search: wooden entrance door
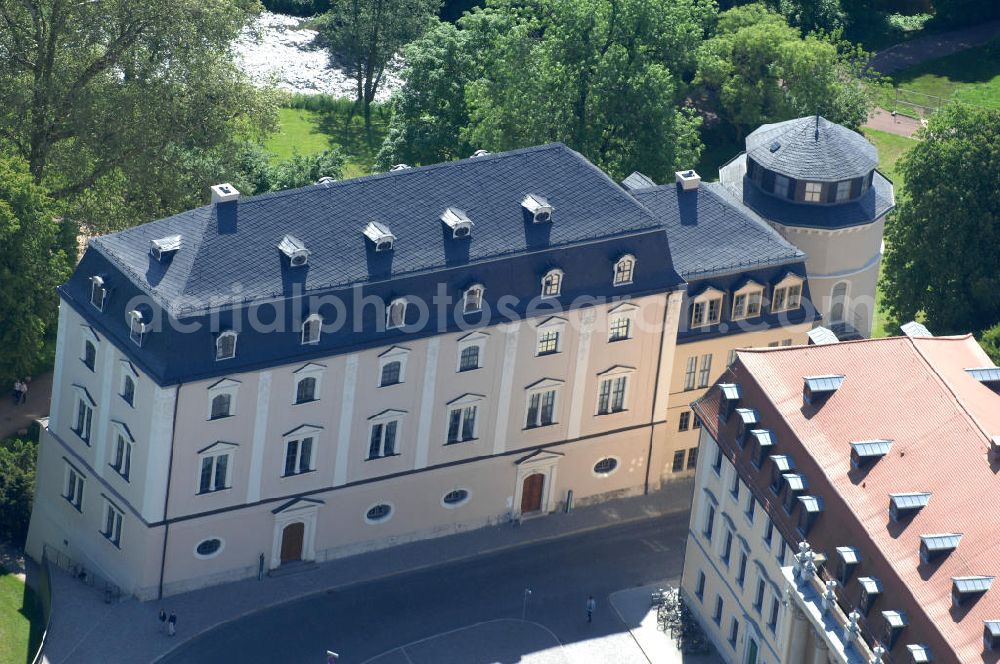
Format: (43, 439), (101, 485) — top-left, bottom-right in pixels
(520, 473), (545, 513)
(280, 522), (305, 563)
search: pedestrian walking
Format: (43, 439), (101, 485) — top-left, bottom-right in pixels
(158, 608), (167, 634)
(167, 610), (177, 637)
(586, 595), (596, 623)
(13, 380), (23, 406)
(19, 378), (28, 405)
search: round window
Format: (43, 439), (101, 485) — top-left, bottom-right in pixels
(593, 457), (618, 475)
(366, 504), (392, 522)
(442, 489), (470, 507)
(195, 538), (223, 558)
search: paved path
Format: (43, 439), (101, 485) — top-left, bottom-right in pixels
(0, 372), (52, 439)
(869, 19), (1000, 75)
(864, 108), (923, 138)
(40, 479), (694, 664)
(610, 583), (723, 664)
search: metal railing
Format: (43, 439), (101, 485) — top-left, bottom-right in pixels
(43, 544), (123, 603)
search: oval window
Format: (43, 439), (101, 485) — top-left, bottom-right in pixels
(366, 504), (392, 522)
(195, 538), (222, 558)
(593, 458), (618, 475)
(442, 489), (469, 506)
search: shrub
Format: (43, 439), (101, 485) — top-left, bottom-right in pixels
(0, 438), (36, 547)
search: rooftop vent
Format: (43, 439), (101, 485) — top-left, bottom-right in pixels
(905, 644), (931, 663)
(278, 235), (310, 267)
(986, 621), (1000, 651)
(675, 170), (701, 191)
(807, 326), (839, 345)
(441, 207), (474, 239)
(920, 533), (962, 564)
(316, 176), (336, 186)
(890, 492), (931, 522)
(363, 221), (396, 252)
(803, 374), (845, 405)
(390, 164), (412, 171)
(522, 194), (553, 223)
(850, 439), (893, 468)
(150, 235), (182, 261)
(210, 183), (240, 204)
(471, 149), (490, 158)
(901, 321), (932, 338)
(768, 141), (781, 153)
(952, 576), (994, 608)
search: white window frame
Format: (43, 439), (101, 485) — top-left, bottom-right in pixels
(731, 281), (764, 321)
(541, 269), (563, 298)
(684, 356), (697, 390)
(613, 254), (636, 286)
(109, 421), (134, 482)
(63, 463), (84, 511)
(456, 332), (487, 372)
(804, 181), (823, 202)
(119, 361), (138, 407)
(282, 425), (321, 477)
(596, 365), (634, 415)
(535, 316), (566, 356)
(301, 313), (322, 345)
(127, 310), (146, 347)
(80, 325), (99, 370)
(525, 378), (562, 428)
(216, 330), (237, 361)
(292, 363), (324, 404)
(206, 378), (240, 420)
(445, 393), (483, 444)
(607, 302), (637, 342)
(378, 346), (409, 386)
(71, 385), (96, 444)
(690, 288), (724, 328)
(386, 298), (407, 329)
(196, 442), (236, 494)
(367, 410), (404, 459)
(101, 498), (124, 548)
(771, 274), (804, 313)
(90, 276), (106, 311)
(463, 284), (484, 314)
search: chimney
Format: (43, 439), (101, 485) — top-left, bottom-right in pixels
(675, 170), (700, 191)
(211, 183), (240, 234)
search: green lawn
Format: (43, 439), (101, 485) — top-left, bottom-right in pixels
(882, 39), (1000, 117)
(264, 103), (390, 179)
(0, 569), (44, 664)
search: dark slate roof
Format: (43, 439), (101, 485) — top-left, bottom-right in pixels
(92, 143), (672, 315)
(629, 181), (805, 279)
(621, 171), (657, 191)
(746, 116), (878, 181)
(719, 154), (895, 229)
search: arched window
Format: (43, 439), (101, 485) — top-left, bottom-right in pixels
(613, 255), (635, 286)
(541, 269), (563, 298)
(83, 340), (97, 371)
(463, 285), (484, 313)
(301, 314), (321, 345)
(380, 360), (401, 387)
(216, 331), (237, 360)
(386, 299), (407, 329)
(296, 377), (317, 404)
(210, 393), (232, 419)
(122, 375), (135, 406)
(830, 282), (848, 322)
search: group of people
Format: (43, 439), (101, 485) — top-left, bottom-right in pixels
(12, 377), (30, 405)
(158, 608), (178, 636)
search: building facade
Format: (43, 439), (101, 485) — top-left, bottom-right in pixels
(680, 331), (1000, 664)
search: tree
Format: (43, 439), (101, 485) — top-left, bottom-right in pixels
(266, 149), (347, 190)
(0, 0), (278, 232)
(776, 0), (844, 32)
(0, 438), (36, 546)
(979, 323), (1000, 365)
(317, 0), (441, 131)
(695, 4), (881, 139)
(0, 155), (71, 390)
(881, 105), (1000, 336)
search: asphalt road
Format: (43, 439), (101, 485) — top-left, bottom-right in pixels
(159, 511), (692, 664)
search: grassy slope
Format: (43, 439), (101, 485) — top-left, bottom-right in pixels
(883, 39), (1000, 116)
(0, 570), (43, 664)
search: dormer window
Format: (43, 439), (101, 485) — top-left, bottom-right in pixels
(796, 495), (823, 535)
(851, 439), (892, 468)
(882, 610), (908, 649)
(363, 221), (395, 252)
(541, 269), (563, 298)
(952, 576), (994, 608)
(985, 621), (1000, 651)
(278, 235), (310, 267)
(301, 314), (322, 345)
(150, 235), (182, 262)
(690, 288), (723, 328)
(127, 310), (147, 347)
(803, 374), (844, 405)
(804, 181), (823, 203)
(889, 492), (931, 522)
(463, 285), (484, 313)
(835, 546), (860, 584)
(387, 298), (407, 329)
(719, 383), (741, 421)
(920, 533), (962, 564)
(522, 194), (553, 223)
(90, 276), (106, 311)
(769, 455), (794, 494)
(441, 207), (474, 239)
(858, 576), (882, 615)
(732, 281), (763, 320)
(216, 330), (237, 361)
(772, 274), (804, 313)
(613, 255), (635, 286)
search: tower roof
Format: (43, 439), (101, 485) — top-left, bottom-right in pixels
(746, 116), (877, 182)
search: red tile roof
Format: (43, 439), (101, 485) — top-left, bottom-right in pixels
(704, 335), (1000, 662)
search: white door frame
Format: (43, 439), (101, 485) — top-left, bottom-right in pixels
(270, 498), (322, 569)
(512, 450), (563, 517)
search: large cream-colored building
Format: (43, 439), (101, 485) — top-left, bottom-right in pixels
(26, 117), (888, 600)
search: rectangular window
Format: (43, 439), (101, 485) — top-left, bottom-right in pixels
(772, 287), (787, 312)
(721, 530), (733, 564)
(737, 551), (748, 587)
(695, 571), (706, 600)
(459, 345), (480, 371)
(678, 411), (690, 431)
(110, 433), (132, 481)
(608, 317), (631, 341)
(774, 174), (789, 198)
(537, 330), (560, 355)
(283, 437), (314, 476)
(693, 414), (702, 429)
(64, 465), (84, 511)
(447, 405), (478, 443)
(687, 447), (698, 469)
(90, 278), (106, 310)
(730, 472), (740, 500)
(597, 376), (627, 414)
(727, 349), (738, 367)
(74, 399), (93, 444)
(729, 617), (739, 647)
(708, 298), (722, 324)
(684, 356), (697, 390)
(704, 504), (716, 541)
(712, 447), (723, 475)
(787, 284), (802, 308)
(768, 341), (779, 348)
(101, 500), (123, 547)
(754, 579), (765, 612)
(763, 517), (774, 548)
(732, 293), (746, 319)
(199, 453), (230, 493)
(781, 338), (792, 346)
(747, 291), (762, 316)
(691, 301), (706, 327)
(672, 450), (685, 472)
(776, 540), (786, 565)
(768, 596), (780, 632)
(745, 494), (756, 523)
(526, 389), (557, 428)
(368, 420), (399, 458)
(698, 354), (712, 388)
(835, 180), (851, 201)
(804, 181), (823, 202)
(713, 596), (723, 625)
